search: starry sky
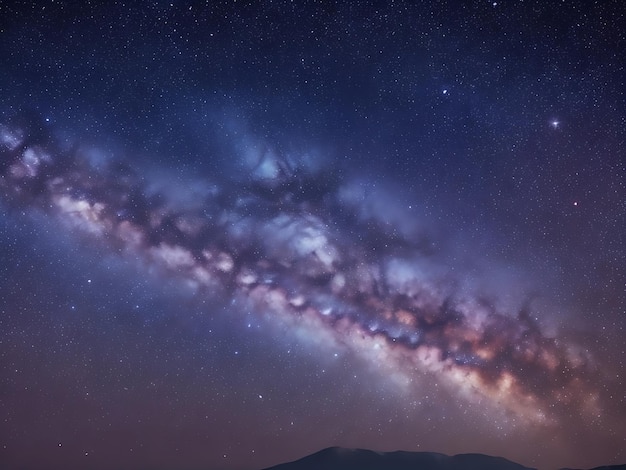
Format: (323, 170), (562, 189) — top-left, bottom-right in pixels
(0, 1), (624, 470)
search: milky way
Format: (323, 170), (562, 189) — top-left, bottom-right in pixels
(0, 116), (608, 431)
(1, 3), (625, 469)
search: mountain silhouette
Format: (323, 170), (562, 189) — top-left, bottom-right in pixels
(260, 447), (537, 470)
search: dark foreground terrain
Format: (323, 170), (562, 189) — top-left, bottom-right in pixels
(261, 447), (626, 470)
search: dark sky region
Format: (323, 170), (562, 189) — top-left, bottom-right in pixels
(0, 1), (624, 470)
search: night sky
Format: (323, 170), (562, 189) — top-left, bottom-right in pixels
(0, 1), (624, 470)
